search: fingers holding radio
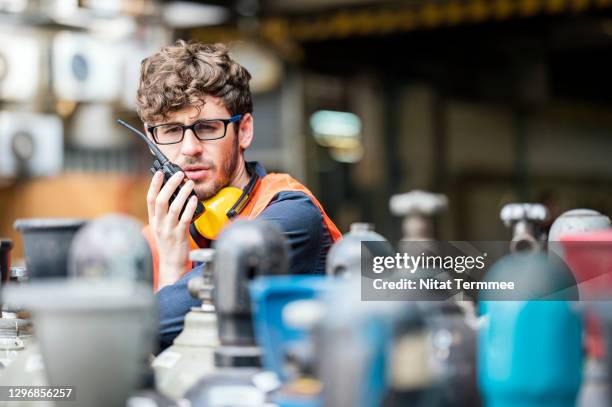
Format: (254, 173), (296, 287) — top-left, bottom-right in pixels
(168, 179), (195, 220)
(147, 170), (164, 220)
(154, 171), (185, 216)
(179, 196), (199, 227)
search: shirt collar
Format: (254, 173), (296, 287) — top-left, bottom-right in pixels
(247, 161), (267, 178)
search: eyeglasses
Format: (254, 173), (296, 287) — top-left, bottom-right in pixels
(147, 115), (243, 145)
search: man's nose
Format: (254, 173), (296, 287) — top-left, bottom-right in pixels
(180, 129), (203, 156)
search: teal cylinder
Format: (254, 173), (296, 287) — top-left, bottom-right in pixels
(478, 253), (583, 407)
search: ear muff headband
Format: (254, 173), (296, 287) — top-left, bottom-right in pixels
(226, 167), (260, 218)
(190, 163), (260, 242)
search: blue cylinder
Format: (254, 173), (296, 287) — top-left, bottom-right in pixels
(478, 253), (583, 407)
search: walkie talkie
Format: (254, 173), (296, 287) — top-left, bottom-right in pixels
(117, 119), (205, 221)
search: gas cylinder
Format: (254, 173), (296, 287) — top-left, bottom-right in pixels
(152, 248), (219, 400)
(184, 220), (289, 406)
(479, 205), (583, 407)
(4, 280), (156, 407)
(326, 222), (393, 278)
(549, 209), (610, 407)
(561, 228), (612, 407)
(68, 214), (153, 284)
(5, 214), (156, 407)
(478, 203), (582, 407)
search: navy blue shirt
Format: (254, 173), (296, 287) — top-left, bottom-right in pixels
(156, 162), (334, 349)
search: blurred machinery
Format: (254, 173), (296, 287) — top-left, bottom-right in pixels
(1, 207), (605, 407)
(548, 209), (611, 261)
(0, 2), (169, 184)
(3, 213), (157, 407)
(0, 239), (11, 284)
(329, 250), (478, 406)
(5, 280), (156, 407)
(0, 29), (45, 102)
(500, 203), (549, 252)
(551, 210), (611, 407)
(1, 217), (85, 383)
(561, 229), (612, 407)
(121, 37), (169, 110)
(0, 111), (63, 179)
(13, 218), (86, 280)
(56, 26), (169, 126)
(1, 185), (608, 407)
(315, 284), (479, 407)
(68, 103), (130, 149)
(249, 275), (332, 384)
(0, 343), (49, 407)
(153, 248), (219, 400)
(316, 282), (411, 407)
(0, 276), (44, 406)
(325, 222), (391, 278)
(0, 218), (86, 407)
(0, 238), (33, 373)
(52, 31), (123, 103)
(252, 279), (480, 407)
(478, 203), (583, 407)
(390, 190), (448, 241)
(246, 219), (479, 407)
(479, 252), (583, 407)
(68, 214), (152, 284)
(211, 220), (289, 368)
(183, 220), (289, 406)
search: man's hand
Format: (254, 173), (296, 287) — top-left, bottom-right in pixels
(147, 170), (199, 289)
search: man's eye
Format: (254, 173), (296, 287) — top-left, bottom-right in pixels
(195, 122), (217, 132)
(164, 126), (182, 135)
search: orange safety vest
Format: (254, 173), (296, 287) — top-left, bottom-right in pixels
(143, 173), (342, 291)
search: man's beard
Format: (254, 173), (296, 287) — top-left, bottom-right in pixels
(192, 137), (240, 201)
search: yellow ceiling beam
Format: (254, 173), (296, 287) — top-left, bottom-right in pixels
(190, 0), (612, 44)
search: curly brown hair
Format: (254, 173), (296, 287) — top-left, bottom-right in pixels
(136, 40), (253, 124)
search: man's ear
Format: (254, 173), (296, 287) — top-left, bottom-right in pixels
(238, 113), (253, 150)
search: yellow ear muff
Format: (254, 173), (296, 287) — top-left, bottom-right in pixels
(192, 186), (244, 240)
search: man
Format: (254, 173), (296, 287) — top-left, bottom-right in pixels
(135, 40), (341, 348)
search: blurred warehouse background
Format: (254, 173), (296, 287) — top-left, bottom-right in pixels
(1, 0), (612, 259)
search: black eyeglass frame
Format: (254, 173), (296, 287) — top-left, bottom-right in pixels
(146, 114), (243, 145)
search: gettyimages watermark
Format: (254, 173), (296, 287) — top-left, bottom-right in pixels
(360, 240), (612, 302)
